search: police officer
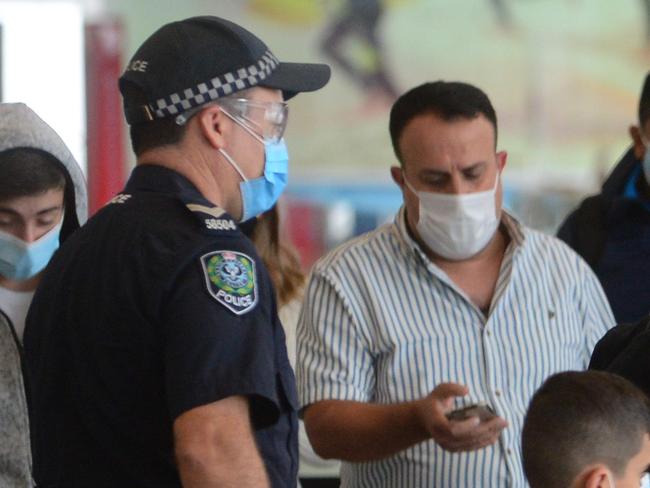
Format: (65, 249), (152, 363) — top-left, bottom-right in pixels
(23, 16), (330, 488)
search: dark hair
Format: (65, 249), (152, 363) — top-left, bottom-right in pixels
(389, 81), (498, 163)
(122, 82), (190, 156)
(522, 370), (650, 488)
(0, 148), (66, 201)
(639, 73), (650, 126)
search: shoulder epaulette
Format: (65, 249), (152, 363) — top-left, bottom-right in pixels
(107, 193), (132, 205)
(184, 202), (238, 233)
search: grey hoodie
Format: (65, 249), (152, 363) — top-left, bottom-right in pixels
(0, 103), (88, 488)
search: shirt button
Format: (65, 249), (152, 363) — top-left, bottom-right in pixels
(506, 448), (512, 455)
(495, 390), (502, 397)
(486, 330), (492, 337)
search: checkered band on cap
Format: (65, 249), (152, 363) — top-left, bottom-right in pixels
(151, 50), (279, 119)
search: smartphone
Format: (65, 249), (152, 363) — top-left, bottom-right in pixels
(446, 402), (496, 422)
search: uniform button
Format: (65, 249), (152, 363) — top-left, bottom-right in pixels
(486, 330), (492, 337)
(506, 448), (512, 455)
(495, 390), (502, 397)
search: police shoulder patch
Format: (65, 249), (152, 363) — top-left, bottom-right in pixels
(201, 250), (258, 315)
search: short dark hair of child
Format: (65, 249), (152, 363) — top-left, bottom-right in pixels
(522, 370), (650, 488)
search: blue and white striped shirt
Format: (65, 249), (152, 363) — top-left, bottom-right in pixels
(297, 208), (615, 487)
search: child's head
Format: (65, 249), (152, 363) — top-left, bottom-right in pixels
(522, 371), (650, 488)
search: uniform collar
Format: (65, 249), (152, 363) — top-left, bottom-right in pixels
(124, 164), (209, 204)
(122, 164), (240, 234)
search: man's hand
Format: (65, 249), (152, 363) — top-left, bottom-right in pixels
(415, 383), (508, 452)
(303, 383), (507, 462)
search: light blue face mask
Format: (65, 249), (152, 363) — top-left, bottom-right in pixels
(238, 140), (288, 222)
(219, 116), (289, 222)
(0, 218), (63, 280)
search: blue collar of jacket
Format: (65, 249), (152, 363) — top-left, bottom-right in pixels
(598, 147), (650, 218)
(606, 154), (650, 218)
(622, 164), (650, 211)
(604, 167), (650, 225)
(601, 147), (639, 199)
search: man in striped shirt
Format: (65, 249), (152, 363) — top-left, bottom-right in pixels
(296, 81), (615, 487)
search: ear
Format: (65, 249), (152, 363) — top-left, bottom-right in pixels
(196, 104), (228, 150)
(581, 465), (614, 488)
(496, 150), (508, 172)
(391, 165), (405, 188)
(630, 125), (645, 160)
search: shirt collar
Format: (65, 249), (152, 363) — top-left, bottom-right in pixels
(393, 205), (526, 262)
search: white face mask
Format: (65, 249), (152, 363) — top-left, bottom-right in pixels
(403, 169), (501, 261)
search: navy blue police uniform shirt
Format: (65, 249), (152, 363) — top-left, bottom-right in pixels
(23, 165), (298, 488)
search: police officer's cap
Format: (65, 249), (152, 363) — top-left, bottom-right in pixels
(119, 16), (331, 125)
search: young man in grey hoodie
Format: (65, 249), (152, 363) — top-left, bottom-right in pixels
(0, 103), (87, 487)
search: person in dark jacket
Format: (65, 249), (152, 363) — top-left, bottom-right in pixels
(558, 73), (650, 323)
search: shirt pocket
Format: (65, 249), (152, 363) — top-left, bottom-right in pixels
(500, 290), (584, 387)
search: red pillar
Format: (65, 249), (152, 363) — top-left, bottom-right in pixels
(85, 19), (127, 216)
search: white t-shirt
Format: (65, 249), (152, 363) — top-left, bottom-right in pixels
(0, 286), (35, 342)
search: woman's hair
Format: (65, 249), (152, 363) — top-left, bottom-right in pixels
(249, 205), (305, 306)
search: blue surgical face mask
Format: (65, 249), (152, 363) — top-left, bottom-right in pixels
(218, 111), (289, 222)
(0, 218), (63, 280)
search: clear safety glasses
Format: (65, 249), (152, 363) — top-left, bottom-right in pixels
(175, 98), (289, 143)
(219, 98), (288, 143)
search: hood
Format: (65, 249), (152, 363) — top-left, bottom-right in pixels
(600, 146), (639, 200)
(0, 103), (88, 241)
